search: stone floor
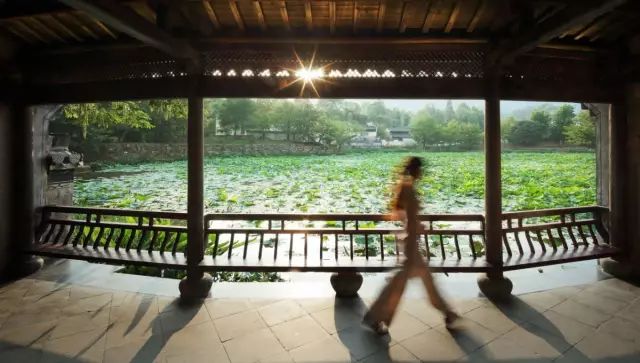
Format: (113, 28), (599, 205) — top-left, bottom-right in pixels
(1, 269), (640, 362)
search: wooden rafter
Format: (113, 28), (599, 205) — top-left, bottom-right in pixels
(488, 0), (627, 65)
(279, 1), (290, 31)
(399, 1), (408, 33)
(202, 0), (221, 30)
(26, 17), (67, 43)
(467, 0), (485, 33)
(304, 0), (313, 31)
(353, 1), (359, 33)
(422, 1), (435, 33)
(329, 1), (336, 34)
(92, 19), (117, 39)
(575, 15), (613, 41)
(66, 13), (100, 40)
(46, 14), (83, 41)
(2, 23), (35, 43)
(229, 0), (245, 32)
(12, 19), (49, 43)
(376, 0), (386, 33)
(59, 0), (198, 60)
(254, 1), (267, 31)
(445, 1), (461, 33)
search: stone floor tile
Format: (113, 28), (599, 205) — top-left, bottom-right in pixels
(295, 298), (335, 314)
(258, 351), (293, 363)
(500, 323), (572, 360)
(1, 305), (62, 330)
(106, 303), (163, 349)
(519, 290), (566, 310)
(0, 320), (56, 351)
(387, 311), (430, 342)
(0, 346), (43, 362)
(333, 325), (391, 361)
(289, 336), (351, 363)
(550, 299), (612, 327)
(463, 306), (520, 334)
(61, 292), (112, 316)
(111, 292), (159, 313)
(451, 297), (489, 314)
(51, 308), (110, 340)
(433, 318), (501, 352)
(159, 302), (211, 334)
(259, 300), (307, 326)
(223, 327), (286, 363)
(399, 329), (467, 362)
(42, 327), (107, 363)
(526, 310), (596, 345)
(250, 298), (283, 308)
(69, 285), (112, 300)
(490, 297), (549, 323)
(360, 344), (420, 363)
(23, 281), (70, 300)
(569, 331), (640, 361)
(310, 305), (362, 334)
(399, 300), (444, 327)
(214, 309), (267, 342)
(597, 316), (640, 344)
(271, 315), (330, 350)
(584, 281), (640, 304)
(103, 335), (165, 363)
(547, 285), (584, 300)
(616, 298), (640, 324)
(0, 279), (34, 298)
(570, 289), (631, 315)
(462, 335), (553, 363)
(205, 298), (254, 319)
(161, 321), (227, 362)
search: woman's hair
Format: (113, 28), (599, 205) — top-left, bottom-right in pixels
(390, 156), (423, 212)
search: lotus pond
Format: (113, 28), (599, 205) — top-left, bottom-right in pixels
(74, 151), (596, 213)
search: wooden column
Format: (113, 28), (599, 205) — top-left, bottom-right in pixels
(608, 101), (628, 253)
(477, 74), (512, 298)
(9, 103), (43, 277)
(179, 96), (212, 299)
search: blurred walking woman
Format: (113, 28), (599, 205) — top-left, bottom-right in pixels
(364, 156), (458, 334)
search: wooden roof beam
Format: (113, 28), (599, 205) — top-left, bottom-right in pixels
(376, 0), (386, 33)
(488, 0), (627, 66)
(59, 0), (197, 60)
(229, 0), (245, 32)
(421, 1), (435, 33)
(467, 0), (485, 33)
(329, 1), (336, 34)
(304, 1), (313, 32)
(254, 1), (267, 31)
(445, 1), (461, 33)
(202, 0), (221, 30)
(280, 1), (291, 31)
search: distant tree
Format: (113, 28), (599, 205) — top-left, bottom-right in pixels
(410, 115), (443, 150)
(218, 99), (256, 135)
(564, 110), (596, 147)
(63, 102), (153, 140)
(501, 116), (517, 141)
(530, 109), (553, 141)
(550, 104), (576, 144)
(455, 103), (484, 128)
(377, 127), (391, 141)
(444, 100), (455, 122)
(317, 118), (360, 151)
(445, 121), (483, 150)
(505, 120), (545, 146)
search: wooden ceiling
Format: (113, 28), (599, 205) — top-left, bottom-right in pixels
(1, 1), (638, 50)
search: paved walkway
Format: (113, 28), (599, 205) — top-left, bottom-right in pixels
(1, 274), (639, 362)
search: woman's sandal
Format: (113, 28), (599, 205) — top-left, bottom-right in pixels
(444, 311), (461, 329)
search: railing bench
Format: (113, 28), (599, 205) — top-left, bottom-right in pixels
(30, 205), (620, 296)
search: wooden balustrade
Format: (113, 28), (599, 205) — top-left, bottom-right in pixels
(29, 205), (620, 273)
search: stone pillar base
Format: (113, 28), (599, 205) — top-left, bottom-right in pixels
(477, 273), (513, 300)
(179, 273), (213, 301)
(330, 272), (363, 298)
(601, 258), (640, 282)
(10, 255), (44, 279)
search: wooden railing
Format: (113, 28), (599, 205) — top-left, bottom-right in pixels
(30, 205), (619, 273)
(501, 206), (614, 269)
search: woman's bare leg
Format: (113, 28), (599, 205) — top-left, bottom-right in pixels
(407, 260), (450, 313)
(365, 268), (409, 325)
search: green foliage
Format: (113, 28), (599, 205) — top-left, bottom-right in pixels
(564, 111), (596, 147)
(550, 105), (576, 144)
(505, 120), (545, 146)
(63, 102), (154, 140)
(410, 114), (442, 149)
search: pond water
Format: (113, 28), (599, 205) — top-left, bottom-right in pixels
(74, 151), (596, 214)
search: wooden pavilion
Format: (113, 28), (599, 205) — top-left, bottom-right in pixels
(0, 0), (639, 298)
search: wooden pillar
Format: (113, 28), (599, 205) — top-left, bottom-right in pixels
(8, 103), (43, 277)
(477, 74), (512, 298)
(179, 96), (212, 299)
(608, 101), (628, 252)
